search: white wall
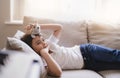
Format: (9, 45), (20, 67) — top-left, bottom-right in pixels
(0, 0), (23, 49)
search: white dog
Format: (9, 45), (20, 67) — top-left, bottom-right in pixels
(31, 24), (41, 38)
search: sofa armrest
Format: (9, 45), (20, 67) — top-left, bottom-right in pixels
(0, 50), (41, 78)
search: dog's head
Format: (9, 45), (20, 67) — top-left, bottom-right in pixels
(31, 24), (41, 38)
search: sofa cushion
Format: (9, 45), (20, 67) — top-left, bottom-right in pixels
(23, 16), (88, 47)
(88, 21), (120, 49)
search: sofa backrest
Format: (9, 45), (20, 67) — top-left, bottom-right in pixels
(88, 21), (120, 49)
(23, 16), (88, 47)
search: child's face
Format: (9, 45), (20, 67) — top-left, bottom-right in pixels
(32, 36), (48, 54)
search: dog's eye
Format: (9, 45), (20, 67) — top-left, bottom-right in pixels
(37, 27), (39, 29)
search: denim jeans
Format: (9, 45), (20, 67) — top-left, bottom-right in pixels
(80, 43), (120, 71)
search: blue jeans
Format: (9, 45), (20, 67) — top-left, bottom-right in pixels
(80, 43), (120, 71)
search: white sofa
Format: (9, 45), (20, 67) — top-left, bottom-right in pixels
(6, 16), (120, 78)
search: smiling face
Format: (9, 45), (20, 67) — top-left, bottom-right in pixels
(31, 36), (48, 54)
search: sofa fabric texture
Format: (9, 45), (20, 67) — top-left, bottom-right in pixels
(88, 22), (120, 49)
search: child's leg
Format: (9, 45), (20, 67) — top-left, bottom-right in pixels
(87, 43), (120, 62)
(80, 43), (120, 71)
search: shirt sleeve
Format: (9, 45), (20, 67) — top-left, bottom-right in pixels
(47, 34), (59, 44)
(45, 34), (60, 53)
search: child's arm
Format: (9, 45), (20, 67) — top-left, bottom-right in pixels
(40, 47), (62, 77)
(25, 24), (62, 39)
(40, 24), (62, 38)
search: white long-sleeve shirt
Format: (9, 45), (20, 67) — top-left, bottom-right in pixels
(46, 35), (84, 69)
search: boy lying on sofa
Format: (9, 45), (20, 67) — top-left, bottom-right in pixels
(21, 23), (120, 77)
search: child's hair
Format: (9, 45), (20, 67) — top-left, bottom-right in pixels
(21, 34), (42, 50)
(21, 34), (33, 49)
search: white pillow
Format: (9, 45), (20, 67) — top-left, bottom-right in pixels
(7, 37), (33, 52)
(14, 30), (25, 39)
(6, 30), (39, 55)
(6, 37), (23, 50)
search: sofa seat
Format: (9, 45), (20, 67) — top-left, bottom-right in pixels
(48, 70), (120, 78)
(48, 70), (103, 78)
(99, 70), (120, 78)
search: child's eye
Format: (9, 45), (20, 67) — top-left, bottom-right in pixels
(36, 41), (41, 45)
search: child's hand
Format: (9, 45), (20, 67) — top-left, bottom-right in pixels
(41, 45), (49, 52)
(25, 24), (33, 30)
(40, 46), (50, 56)
(25, 24), (35, 33)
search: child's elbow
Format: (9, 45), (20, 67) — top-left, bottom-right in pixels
(48, 68), (62, 77)
(54, 69), (62, 77)
(57, 69), (62, 76)
(57, 24), (63, 31)
(49, 71), (62, 77)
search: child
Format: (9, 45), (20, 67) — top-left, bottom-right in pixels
(21, 24), (120, 76)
